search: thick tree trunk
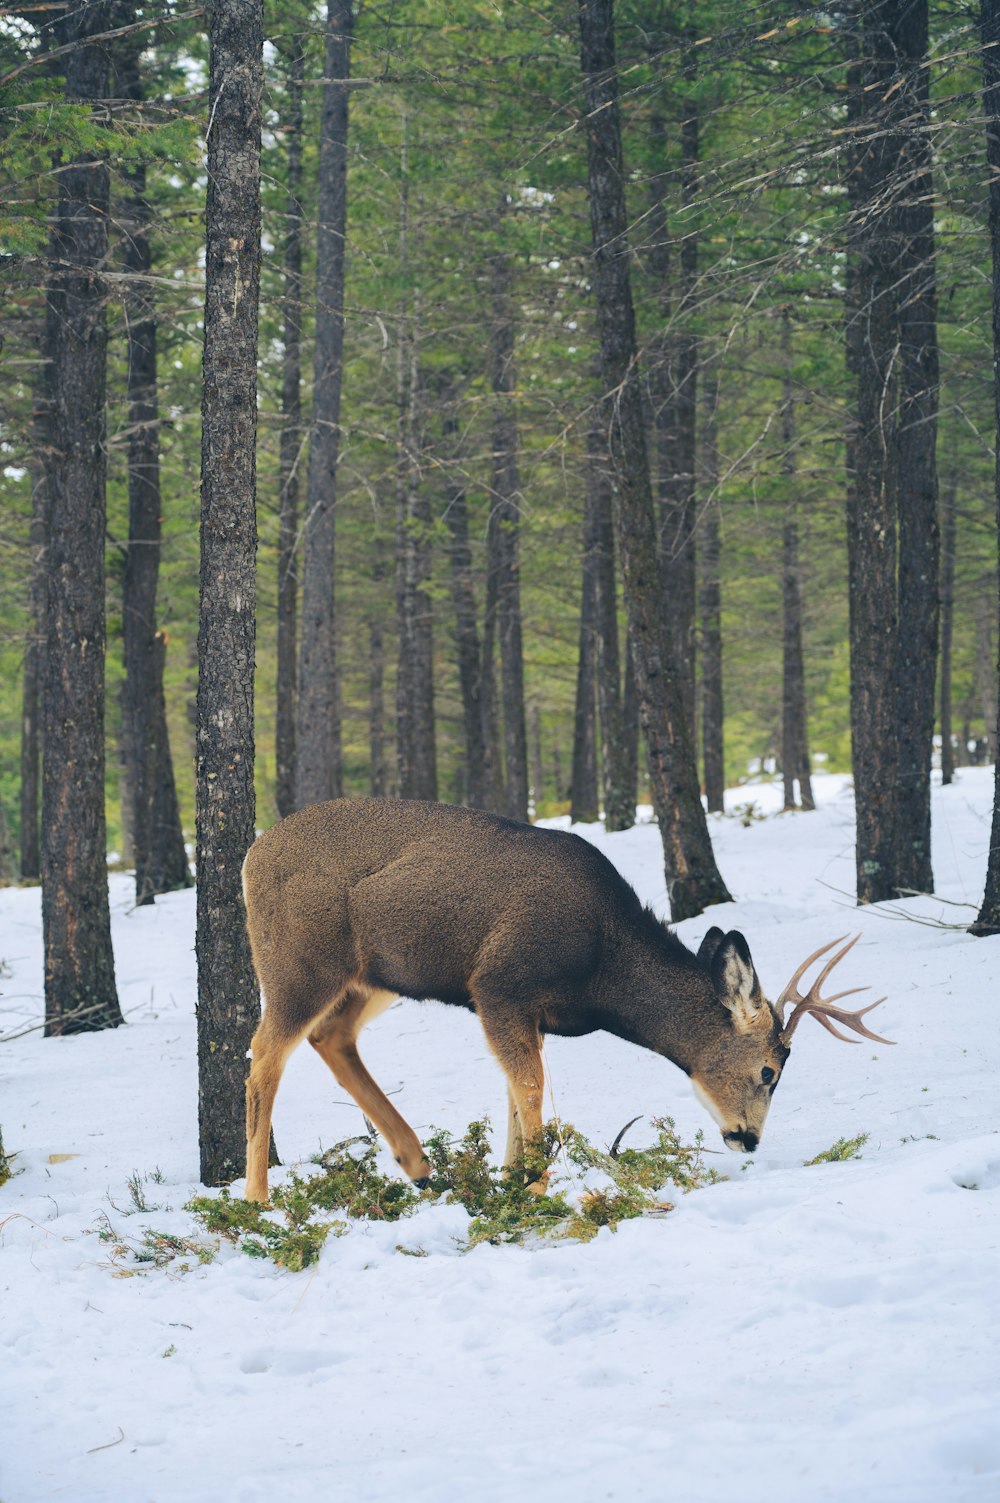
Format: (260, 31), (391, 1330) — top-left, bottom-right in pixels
(570, 502), (600, 824)
(700, 375), (725, 814)
(846, 0), (938, 901)
(20, 438), (45, 882)
(296, 0), (351, 808)
(196, 0), (264, 1184)
(893, 0), (939, 894)
(779, 313), (814, 813)
(579, 0), (731, 919)
(588, 397), (634, 831)
(275, 42), (305, 820)
(939, 467), (957, 785)
(490, 230), (529, 823)
(41, 4), (123, 1035)
(845, 5), (900, 905)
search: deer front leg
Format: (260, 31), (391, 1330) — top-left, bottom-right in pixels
(476, 1003), (547, 1193)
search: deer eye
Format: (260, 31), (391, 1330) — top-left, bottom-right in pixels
(761, 1067), (775, 1084)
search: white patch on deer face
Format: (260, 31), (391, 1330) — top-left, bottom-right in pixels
(691, 1078), (727, 1129)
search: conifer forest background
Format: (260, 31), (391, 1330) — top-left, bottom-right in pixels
(4, 0), (1000, 1077)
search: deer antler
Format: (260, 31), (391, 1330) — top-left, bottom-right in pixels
(775, 934), (894, 1046)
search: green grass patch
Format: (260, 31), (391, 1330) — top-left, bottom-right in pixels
(184, 1117), (724, 1269)
(804, 1132), (869, 1165)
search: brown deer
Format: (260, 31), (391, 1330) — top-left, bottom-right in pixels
(241, 797), (891, 1202)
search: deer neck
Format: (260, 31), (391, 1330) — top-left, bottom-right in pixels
(594, 935), (722, 1076)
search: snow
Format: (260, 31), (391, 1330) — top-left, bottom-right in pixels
(2, 771), (998, 1503)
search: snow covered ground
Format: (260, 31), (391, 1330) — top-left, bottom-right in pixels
(1, 771), (998, 1503)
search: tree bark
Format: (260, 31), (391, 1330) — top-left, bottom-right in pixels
(579, 0), (731, 920)
(670, 47), (700, 732)
(117, 24), (189, 902)
(41, 2), (123, 1035)
(779, 312), (814, 813)
(844, 3), (900, 905)
(700, 374), (725, 814)
(442, 394), (490, 808)
(369, 537), (387, 799)
(196, 0), (264, 1184)
(149, 632), (189, 886)
(588, 395), (634, 831)
(275, 40), (305, 821)
(394, 340), (437, 801)
(490, 222), (529, 823)
(20, 425), (46, 882)
(393, 170), (437, 800)
(296, 0), (351, 808)
(570, 498), (600, 824)
(939, 466), (957, 785)
(893, 0), (939, 895)
(974, 590), (998, 759)
(529, 700), (545, 811)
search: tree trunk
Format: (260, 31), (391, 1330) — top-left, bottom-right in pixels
(588, 396), (634, 831)
(622, 639), (640, 815)
(939, 466), (957, 785)
(578, 0), (731, 920)
(150, 632), (190, 887)
(275, 41), (305, 821)
(570, 500), (600, 824)
(117, 27), (189, 902)
(893, 0), (939, 895)
(671, 47), (700, 732)
(646, 72), (696, 736)
(296, 0), (351, 808)
(41, 3), (123, 1035)
(490, 225), (529, 823)
(844, 4), (900, 905)
(369, 532), (388, 798)
(779, 311), (814, 813)
(530, 700), (545, 812)
(974, 590), (998, 759)
(442, 396), (490, 808)
(196, 0), (264, 1184)
(700, 375), (725, 814)
(20, 434), (45, 882)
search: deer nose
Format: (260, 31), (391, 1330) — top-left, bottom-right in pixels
(742, 1131), (759, 1152)
(723, 1129), (759, 1153)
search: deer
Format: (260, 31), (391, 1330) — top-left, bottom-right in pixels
(241, 797), (892, 1203)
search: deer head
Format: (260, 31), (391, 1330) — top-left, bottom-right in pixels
(689, 929), (892, 1154)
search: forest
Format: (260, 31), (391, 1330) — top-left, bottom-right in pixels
(3, 0), (1000, 1129)
(2, 8), (1000, 1498)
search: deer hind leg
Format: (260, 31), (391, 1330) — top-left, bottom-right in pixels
(245, 1007), (310, 1204)
(476, 1003), (547, 1192)
(308, 986), (431, 1186)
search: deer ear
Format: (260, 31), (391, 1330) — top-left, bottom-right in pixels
(697, 926), (726, 968)
(711, 931), (764, 1031)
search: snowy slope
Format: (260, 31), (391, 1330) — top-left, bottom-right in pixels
(1, 772), (998, 1503)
